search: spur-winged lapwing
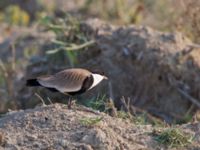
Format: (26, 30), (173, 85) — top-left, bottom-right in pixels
(26, 68), (108, 107)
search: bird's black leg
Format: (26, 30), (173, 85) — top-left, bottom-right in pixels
(67, 95), (77, 109)
(68, 96), (72, 109)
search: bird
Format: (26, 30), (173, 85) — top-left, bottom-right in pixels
(26, 68), (108, 107)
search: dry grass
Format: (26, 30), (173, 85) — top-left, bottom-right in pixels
(0, 131), (6, 146)
(176, 0), (200, 43)
(0, 43), (18, 111)
(153, 128), (193, 148)
(79, 116), (103, 127)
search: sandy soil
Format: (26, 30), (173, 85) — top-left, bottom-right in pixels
(0, 103), (199, 150)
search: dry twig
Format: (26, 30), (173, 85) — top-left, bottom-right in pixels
(167, 74), (200, 109)
(35, 93), (46, 106)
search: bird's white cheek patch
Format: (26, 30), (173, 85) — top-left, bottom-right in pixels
(89, 74), (104, 90)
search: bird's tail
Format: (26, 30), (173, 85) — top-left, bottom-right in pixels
(26, 79), (41, 86)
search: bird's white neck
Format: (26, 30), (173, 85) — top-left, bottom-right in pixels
(89, 74), (104, 90)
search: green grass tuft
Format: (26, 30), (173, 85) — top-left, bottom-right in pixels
(153, 128), (193, 148)
(83, 94), (107, 112)
(80, 116), (103, 126)
(117, 111), (131, 119)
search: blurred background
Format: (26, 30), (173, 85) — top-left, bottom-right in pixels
(0, 0), (200, 124)
(0, 0), (199, 41)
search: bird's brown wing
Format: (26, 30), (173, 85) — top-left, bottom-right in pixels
(37, 68), (92, 93)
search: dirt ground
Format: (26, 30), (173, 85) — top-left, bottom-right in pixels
(0, 103), (199, 150)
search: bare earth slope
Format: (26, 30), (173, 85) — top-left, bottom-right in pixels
(0, 104), (200, 150)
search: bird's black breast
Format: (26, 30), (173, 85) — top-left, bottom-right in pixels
(68, 75), (94, 96)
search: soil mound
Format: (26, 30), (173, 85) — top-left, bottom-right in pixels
(0, 104), (199, 150)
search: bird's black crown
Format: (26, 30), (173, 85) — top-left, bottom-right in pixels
(91, 69), (105, 76)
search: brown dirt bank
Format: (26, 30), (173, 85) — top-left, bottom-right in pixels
(0, 103), (199, 150)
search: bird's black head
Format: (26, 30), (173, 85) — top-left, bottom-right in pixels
(91, 70), (105, 75)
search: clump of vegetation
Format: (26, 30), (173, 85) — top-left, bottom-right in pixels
(117, 110), (139, 122)
(81, 0), (144, 24)
(0, 5), (30, 26)
(153, 128), (193, 148)
(117, 110), (131, 119)
(0, 48), (18, 111)
(116, 110), (164, 126)
(132, 113), (149, 125)
(82, 94), (107, 112)
(117, 97), (165, 126)
(40, 14), (95, 67)
(80, 116), (103, 127)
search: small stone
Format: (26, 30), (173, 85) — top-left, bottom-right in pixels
(81, 129), (107, 149)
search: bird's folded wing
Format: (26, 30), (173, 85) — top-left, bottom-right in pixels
(37, 71), (88, 93)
